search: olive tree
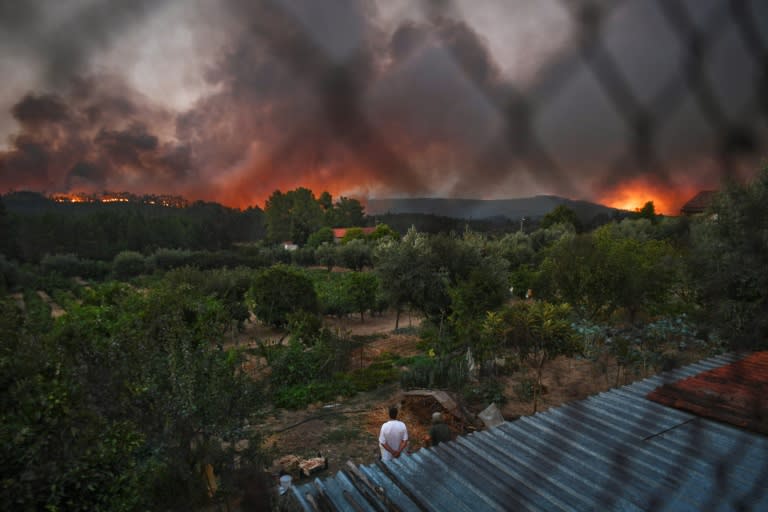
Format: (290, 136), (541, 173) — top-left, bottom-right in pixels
(246, 265), (318, 327)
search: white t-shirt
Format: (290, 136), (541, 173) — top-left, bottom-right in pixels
(379, 419), (408, 461)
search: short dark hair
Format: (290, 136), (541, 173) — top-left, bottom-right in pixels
(388, 406), (398, 419)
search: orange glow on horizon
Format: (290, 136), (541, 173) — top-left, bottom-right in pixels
(212, 169), (373, 211)
(597, 178), (698, 216)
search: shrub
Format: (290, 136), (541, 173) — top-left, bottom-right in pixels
(112, 251), (146, 279)
(291, 247), (316, 266)
(151, 248), (194, 270)
(287, 310), (323, 346)
(315, 243), (337, 271)
(348, 362), (399, 391)
(311, 270), (354, 317)
(247, 265), (318, 327)
(337, 239), (372, 270)
(41, 253), (83, 277)
(462, 378), (508, 407)
(399, 355), (468, 390)
(0, 255), (20, 291)
(513, 379), (535, 402)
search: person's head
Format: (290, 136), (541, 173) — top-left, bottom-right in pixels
(388, 405), (399, 420)
(432, 412), (443, 424)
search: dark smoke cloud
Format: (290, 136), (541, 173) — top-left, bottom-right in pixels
(1, 0), (766, 210)
(0, 76), (189, 193)
(0, 0), (166, 86)
(175, 0), (430, 204)
(11, 94), (70, 125)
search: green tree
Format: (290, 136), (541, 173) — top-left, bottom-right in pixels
(368, 223), (399, 242)
(484, 301), (578, 412)
(286, 310), (323, 346)
(264, 188), (324, 245)
(636, 200), (658, 224)
(344, 272), (379, 322)
(315, 242), (337, 271)
(0, 255), (20, 291)
(539, 228), (681, 321)
(0, 197), (19, 259)
(340, 227), (367, 244)
(287, 188), (325, 245)
(327, 196), (365, 227)
(448, 264), (511, 370)
(540, 204), (582, 231)
(690, 169), (768, 349)
(1, 281), (264, 511)
(247, 265), (318, 327)
(337, 238), (372, 271)
(373, 228), (430, 328)
(306, 226), (335, 248)
(112, 250), (147, 279)
(494, 231), (535, 270)
(318, 191), (333, 212)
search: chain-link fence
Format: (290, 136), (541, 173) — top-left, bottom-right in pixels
(272, 1), (767, 510)
(245, 0), (766, 211)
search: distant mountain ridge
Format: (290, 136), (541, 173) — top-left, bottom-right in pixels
(366, 195), (619, 221)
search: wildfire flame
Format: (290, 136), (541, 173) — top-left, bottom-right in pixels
(51, 192), (187, 208)
(597, 178), (698, 216)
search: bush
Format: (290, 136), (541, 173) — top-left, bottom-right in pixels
(273, 379), (355, 409)
(39, 253), (109, 280)
(311, 270), (354, 317)
(513, 379), (535, 402)
(307, 227), (335, 248)
(287, 310), (323, 346)
(464, 378), (508, 406)
(247, 265), (318, 327)
(151, 248), (194, 270)
(0, 255), (20, 291)
(40, 253), (82, 277)
(348, 362), (399, 391)
(315, 243), (337, 271)
(112, 251), (146, 279)
(337, 239), (372, 270)
(264, 331), (354, 408)
(291, 247), (316, 266)
(399, 355), (468, 390)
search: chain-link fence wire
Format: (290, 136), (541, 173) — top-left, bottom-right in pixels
(245, 0), (765, 211)
(426, 2), (764, 507)
(255, 0), (766, 509)
(426, 0), (765, 194)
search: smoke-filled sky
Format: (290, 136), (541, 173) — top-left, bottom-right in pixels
(1, 0), (766, 213)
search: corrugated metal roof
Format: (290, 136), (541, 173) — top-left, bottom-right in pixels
(292, 353), (768, 511)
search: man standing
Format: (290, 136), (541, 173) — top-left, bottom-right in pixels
(379, 405), (408, 461)
(427, 412), (452, 447)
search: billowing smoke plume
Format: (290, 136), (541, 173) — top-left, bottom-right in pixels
(1, 0), (766, 212)
(1, 76), (189, 194)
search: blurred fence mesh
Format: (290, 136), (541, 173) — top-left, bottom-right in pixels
(423, 0), (765, 186)
(272, 0), (766, 509)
